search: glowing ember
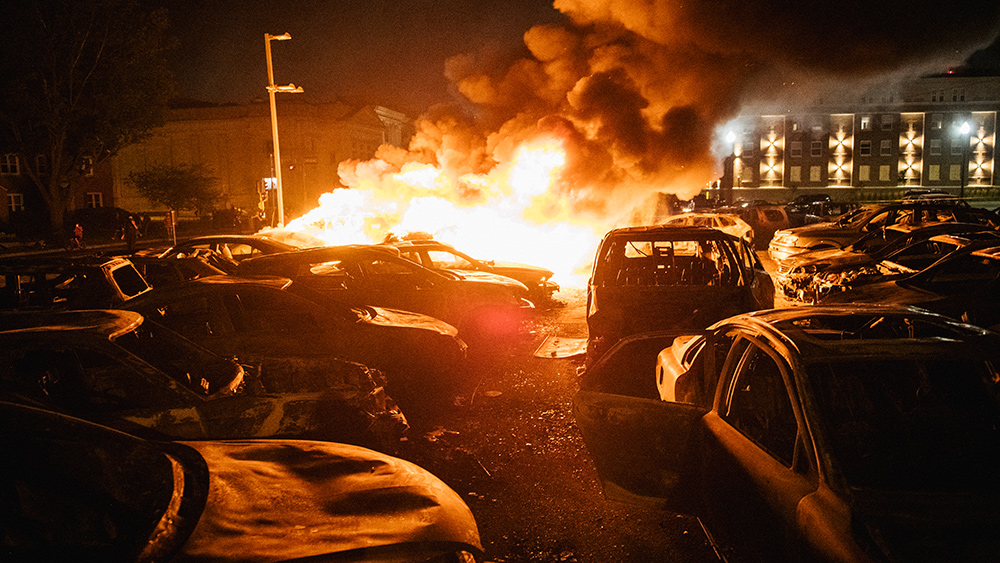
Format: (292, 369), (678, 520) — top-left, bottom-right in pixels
(273, 137), (601, 288)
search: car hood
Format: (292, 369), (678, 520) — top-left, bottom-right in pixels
(447, 270), (530, 292)
(178, 440), (483, 562)
(368, 306), (460, 337)
(821, 278), (927, 306)
(778, 221), (851, 239)
(490, 262), (554, 280)
(784, 248), (873, 272)
(851, 488), (1000, 561)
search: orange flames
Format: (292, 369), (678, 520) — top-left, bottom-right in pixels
(276, 136), (603, 288)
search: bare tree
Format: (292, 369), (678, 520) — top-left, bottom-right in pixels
(0, 0), (175, 233)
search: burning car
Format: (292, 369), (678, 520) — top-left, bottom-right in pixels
(660, 212), (755, 247)
(575, 305), (1000, 562)
(1, 400), (483, 562)
(0, 309), (408, 449)
(823, 240), (1000, 330)
(235, 244), (534, 338)
(775, 223), (998, 303)
(768, 200), (1000, 267)
(124, 276), (468, 394)
(586, 225), (773, 364)
(381, 232), (560, 302)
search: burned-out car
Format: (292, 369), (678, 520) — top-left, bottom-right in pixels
(236, 244), (533, 338)
(823, 240), (1000, 330)
(128, 253), (229, 287)
(575, 305), (1000, 562)
(1, 401), (483, 562)
(586, 225), (773, 364)
(0, 310), (408, 449)
(124, 276), (468, 394)
(661, 212), (755, 247)
(768, 200), (1000, 267)
(155, 234), (305, 268)
(0, 255), (151, 310)
(775, 223), (998, 303)
(381, 233), (560, 302)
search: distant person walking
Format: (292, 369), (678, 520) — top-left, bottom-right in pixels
(122, 215), (139, 253)
(71, 223), (84, 249)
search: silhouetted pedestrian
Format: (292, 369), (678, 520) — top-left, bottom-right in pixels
(71, 223), (84, 249)
(123, 215), (139, 253)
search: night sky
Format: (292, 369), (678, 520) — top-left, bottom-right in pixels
(152, 0), (566, 113)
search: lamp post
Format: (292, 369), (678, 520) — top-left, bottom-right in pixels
(265, 32), (303, 227)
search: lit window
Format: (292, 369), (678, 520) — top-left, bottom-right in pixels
(859, 165), (871, 182)
(880, 140), (892, 156)
(790, 166), (801, 182)
(811, 141), (822, 157)
(860, 116), (871, 130)
(859, 140), (872, 156)
(86, 192), (103, 208)
(879, 165), (891, 181)
(931, 114), (943, 130)
(790, 141), (802, 158)
(929, 165), (940, 181)
(1, 154), (19, 175)
(950, 165), (962, 181)
(810, 166), (821, 182)
(7, 193), (24, 212)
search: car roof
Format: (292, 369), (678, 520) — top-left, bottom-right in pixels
(602, 225), (741, 240)
(127, 275), (294, 301)
(0, 309), (143, 338)
(720, 305), (998, 359)
(0, 255), (135, 273)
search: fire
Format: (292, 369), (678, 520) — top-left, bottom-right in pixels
(274, 136), (603, 288)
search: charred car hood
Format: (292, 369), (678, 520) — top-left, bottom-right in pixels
(368, 306), (460, 337)
(822, 279), (928, 306)
(784, 248), (873, 271)
(178, 440), (483, 561)
(851, 488), (1000, 561)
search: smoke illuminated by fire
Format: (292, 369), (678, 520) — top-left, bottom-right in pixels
(272, 0), (1000, 290)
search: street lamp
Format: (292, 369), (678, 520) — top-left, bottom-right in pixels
(956, 121), (971, 199)
(265, 32), (303, 227)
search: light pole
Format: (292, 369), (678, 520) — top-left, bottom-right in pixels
(265, 32), (303, 227)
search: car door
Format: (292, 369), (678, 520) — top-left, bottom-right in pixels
(699, 335), (816, 561)
(737, 239), (775, 308)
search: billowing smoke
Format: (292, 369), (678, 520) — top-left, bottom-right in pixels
(289, 0), (1000, 284)
(341, 1), (999, 223)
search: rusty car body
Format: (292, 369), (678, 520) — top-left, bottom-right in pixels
(0, 310), (408, 449)
(381, 233), (560, 302)
(586, 225), (773, 365)
(774, 223), (998, 303)
(0, 255), (151, 311)
(575, 305), (1000, 562)
(823, 240), (1000, 330)
(1, 401), (483, 562)
(235, 244), (534, 338)
(123, 275), (468, 394)
(768, 200), (1000, 267)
